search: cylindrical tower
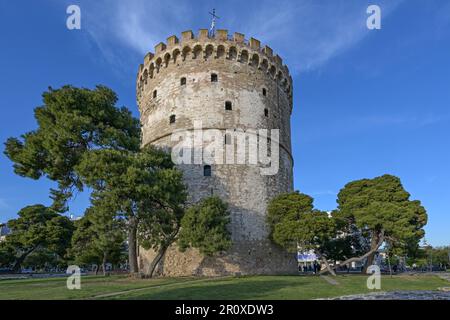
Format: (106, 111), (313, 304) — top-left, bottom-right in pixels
(136, 29), (296, 276)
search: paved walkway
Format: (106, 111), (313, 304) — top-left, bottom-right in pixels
(330, 272), (450, 300)
(437, 273), (450, 282)
(329, 291), (450, 300)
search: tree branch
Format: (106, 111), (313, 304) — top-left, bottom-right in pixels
(319, 230), (385, 274)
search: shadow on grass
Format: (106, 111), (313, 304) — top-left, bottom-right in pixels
(115, 276), (319, 300)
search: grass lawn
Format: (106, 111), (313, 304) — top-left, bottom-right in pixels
(0, 274), (447, 300)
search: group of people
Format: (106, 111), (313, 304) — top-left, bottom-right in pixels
(298, 261), (321, 274)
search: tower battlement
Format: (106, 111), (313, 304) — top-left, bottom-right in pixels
(136, 29), (293, 109)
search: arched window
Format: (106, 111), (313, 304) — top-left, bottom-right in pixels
(143, 70), (148, 85)
(205, 44), (214, 59)
(172, 49), (181, 63)
(180, 77), (186, 86)
(193, 45), (203, 59)
(211, 73), (218, 82)
(225, 101), (232, 111)
(260, 59), (268, 72)
(269, 66), (276, 78)
(164, 53), (171, 67)
(182, 46), (191, 61)
(217, 45), (225, 58)
(250, 54), (259, 67)
(155, 58), (162, 73)
(264, 108), (269, 117)
(240, 50), (249, 63)
(263, 88), (267, 96)
(153, 90), (157, 98)
(169, 114), (176, 124)
(229, 47), (237, 60)
(203, 165), (212, 177)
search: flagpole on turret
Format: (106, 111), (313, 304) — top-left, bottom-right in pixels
(208, 9), (220, 37)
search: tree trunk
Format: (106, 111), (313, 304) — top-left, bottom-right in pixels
(12, 247), (37, 273)
(128, 217), (139, 274)
(94, 264), (99, 275)
(148, 245), (167, 278)
(102, 253), (107, 277)
(320, 257), (336, 276)
(148, 230), (179, 278)
(363, 232), (380, 273)
(320, 230), (385, 275)
(387, 254), (392, 277)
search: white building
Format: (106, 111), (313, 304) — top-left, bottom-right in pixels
(0, 224), (10, 242)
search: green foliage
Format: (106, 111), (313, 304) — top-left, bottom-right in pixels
(408, 246), (450, 268)
(75, 145), (187, 272)
(267, 176), (428, 270)
(429, 246), (450, 267)
(3, 85), (188, 274)
(178, 196), (232, 256)
(68, 214), (100, 266)
(22, 247), (67, 271)
(76, 146), (186, 227)
(4, 85), (140, 211)
(69, 207), (125, 269)
(267, 192), (314, 240)
(0, 243), (15, 268)
(335, 174), (428, 255)
(88, 206), (125, 266)
(3, 205), (74, 271)
(267, 192), (335, 254)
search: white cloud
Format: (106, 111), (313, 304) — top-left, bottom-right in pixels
(241, 0), (405, 72)
(80, 0), (405, 74)
(81, 0), (193, 74)
(0, 198), (9, 209)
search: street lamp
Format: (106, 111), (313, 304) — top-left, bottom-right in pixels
(447, 247), (450, 271)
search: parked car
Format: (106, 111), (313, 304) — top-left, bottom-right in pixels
(21, 268), (33, 274)
(0, 268), (13, 274)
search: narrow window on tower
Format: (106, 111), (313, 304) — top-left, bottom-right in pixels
(224, 133), (231, 145)
(153, 90), (157, 98)
(211, 73), (218, 82)
(203, 165), (212, 177)
(180, 77), (186, 86)
(169, 114), (176, 124)
(263, 88), (267, 96)
(225, 101), (232, 111)
(264, 108), (269, 117)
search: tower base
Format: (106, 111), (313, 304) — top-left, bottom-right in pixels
(138, 240), (298, 277)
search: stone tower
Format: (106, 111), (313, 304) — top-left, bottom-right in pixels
(136, 29), (296, 276)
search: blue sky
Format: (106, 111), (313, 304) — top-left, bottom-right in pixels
(0, 0), (449, 246)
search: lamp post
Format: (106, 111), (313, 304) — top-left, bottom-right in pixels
(447, 247), (450, 271)
(423, 239), (433, 272)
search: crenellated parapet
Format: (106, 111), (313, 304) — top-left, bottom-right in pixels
(136, 29), (293, 108)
